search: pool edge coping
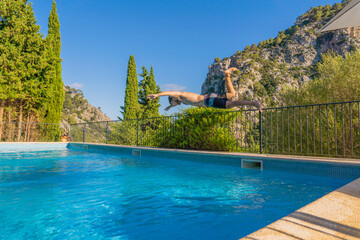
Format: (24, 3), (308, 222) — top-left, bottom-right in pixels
(69, 142), (360, 165)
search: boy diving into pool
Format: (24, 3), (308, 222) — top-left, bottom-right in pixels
(146, 67), (262, 112)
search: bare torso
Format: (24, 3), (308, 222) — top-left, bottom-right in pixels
(177, 92), (206, 107)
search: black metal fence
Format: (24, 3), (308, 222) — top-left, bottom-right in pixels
(70, 100), (360, 159)
(0, 121), (61, 142)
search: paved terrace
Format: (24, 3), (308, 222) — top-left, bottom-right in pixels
(241, 178), (360, 240)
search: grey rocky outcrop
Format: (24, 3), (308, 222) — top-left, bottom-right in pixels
(201, 3), (360, 108)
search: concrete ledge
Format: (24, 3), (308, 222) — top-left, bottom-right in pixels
(68, 142), (360, 166)
(241, 178), (360, 240)
(0, 142), (67, 152)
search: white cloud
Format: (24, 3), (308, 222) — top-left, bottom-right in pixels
(163, 84), (186, 91)
(69, 82), (84, 89)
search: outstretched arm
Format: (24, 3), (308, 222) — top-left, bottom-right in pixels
(147, 91), (181, 100)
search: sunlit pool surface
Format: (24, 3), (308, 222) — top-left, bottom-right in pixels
(0, 146), (356, 239)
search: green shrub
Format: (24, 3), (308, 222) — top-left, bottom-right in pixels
(156, 107), (239, 151)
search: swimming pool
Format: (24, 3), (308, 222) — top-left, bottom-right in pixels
(0, 143), (359, 240)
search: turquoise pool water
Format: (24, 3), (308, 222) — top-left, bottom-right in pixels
(0, 145), (357, 239)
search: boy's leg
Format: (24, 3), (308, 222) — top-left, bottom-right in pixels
(226, 99), (262, 111)
(224, 67), (237, 99)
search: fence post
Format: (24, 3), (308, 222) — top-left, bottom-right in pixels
(259, 110), (262, 154)
(83, 123), (86, 143)
(19, 122), (22, 142)
(106, 121), (109, 144)
(136, 119), (139, 146)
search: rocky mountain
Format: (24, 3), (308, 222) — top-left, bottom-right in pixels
(61, 86), (110, 130)
(202, 1), (360, 107)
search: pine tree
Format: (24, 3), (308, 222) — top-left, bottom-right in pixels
(122, 55), (139, 120)
(44, 0), (64, 125)
(138, 66), (160, 118)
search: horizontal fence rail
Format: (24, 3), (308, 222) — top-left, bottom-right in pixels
(70, 100), (360, 159)
(0, 121), (61, 142)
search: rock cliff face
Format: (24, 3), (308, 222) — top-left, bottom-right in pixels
(201, 2), (360, 107)
(61, 86), (110, 130)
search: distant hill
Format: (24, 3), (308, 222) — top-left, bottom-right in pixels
(202, 1), (360, 107)
(61, 86), (110, 130)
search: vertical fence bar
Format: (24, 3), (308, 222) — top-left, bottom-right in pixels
(245, 111), (248, 151)
(306, 106), (309, 155)
(259, 110), (262, 154)
(236, 112), (239, 151)
(137, 119), (139, 146)
(335, 105), (337, 156)
(264, 110), (267, 153)
(83, 123), (86, 143)
(294, 108), (296, 154)
(288, 108), (290, 153)
(253, 111), (256, 152)
(319, 105), (322, 155)
(276, 109), (279, 153)
(19, 122), (22, 142)
(271, 110), (273, 153)
(249, 111), (252, 151)
(342, 104), (345, 157)
(358, 102), (360, 156)
(349, 103), (353, 157)
(313, 106), (315, 155)
(106, 121), (109, 144)
(300, 108), (302, 153)
(223, 113), (226, 151)
(326, 105), (330, 156)
(282, 109), (284, 153)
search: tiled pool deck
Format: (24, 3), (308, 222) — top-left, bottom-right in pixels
(2, 142), (360, 239)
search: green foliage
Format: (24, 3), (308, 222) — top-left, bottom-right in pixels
(272, 51), (360, 157)
(138, 66), (161, 118)
(280, 51), (360, 106)
(43, 0), (64, 127)
(107, 121), (137, 145)
(250, 44), (257, 51)
(214, 57), (220, 63)
(156, 107), (239, 151)
(0, 0), (66, 141)
(122, 55), (140, 120)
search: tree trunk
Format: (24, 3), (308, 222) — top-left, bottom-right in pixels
(17, 100), (23, 142)
(28, 113), (34, 142)
(0, 100), (5, 141)
(7, 110), (12, 141)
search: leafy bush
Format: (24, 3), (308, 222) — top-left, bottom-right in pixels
(155, 107), (239, 151)
(280, 50), (360, 105)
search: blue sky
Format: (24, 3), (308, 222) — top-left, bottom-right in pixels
(29, 0), (339, 119)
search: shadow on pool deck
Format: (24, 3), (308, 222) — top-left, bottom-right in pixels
(241, 178), (360, 240)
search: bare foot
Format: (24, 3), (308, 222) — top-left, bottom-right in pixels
(224, 67), (238, 77)
(253, 100), (262, 112)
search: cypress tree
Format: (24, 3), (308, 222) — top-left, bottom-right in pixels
(138, 66), (160, 118)
(44, 0), (64, 125)
(122, 55), (139, 120)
